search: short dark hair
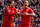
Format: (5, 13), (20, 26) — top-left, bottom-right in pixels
(8, 1), (12, 6)
(9, 1), (12, 4)
(9, 1), (14, 6)
(9, 1), (14, 4)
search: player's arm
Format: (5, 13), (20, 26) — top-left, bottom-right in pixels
(15, 9), (20, 18)
(24, 9), (35, 16)
(17, 9), (23, 15)
(15, 11), (18, 18)
(25, 12), (35, 16)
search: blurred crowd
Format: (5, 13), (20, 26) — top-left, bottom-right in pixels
(0, 0), (40, 27)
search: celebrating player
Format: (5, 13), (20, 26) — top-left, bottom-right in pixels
(1, 1), (17, 27)
(18, 1), (35, 27)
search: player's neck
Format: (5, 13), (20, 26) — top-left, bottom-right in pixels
(10, 6), (14, 8)
(23, 7), (28, 9)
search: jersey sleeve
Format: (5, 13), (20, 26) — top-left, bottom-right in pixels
(5, 7), (8, 13)
(29, 9), (33, 14)
(15, 8), (17, 14)
(14, 8), (16, 11)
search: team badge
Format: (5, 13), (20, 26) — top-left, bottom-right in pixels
(7, 8), (10, 12)
(7, 8), (9, 10)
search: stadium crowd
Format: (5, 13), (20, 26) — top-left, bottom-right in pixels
(0, 0), (40, 27)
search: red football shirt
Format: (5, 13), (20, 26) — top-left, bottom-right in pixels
(20, 7), (33, 24)
(2, 6), (16, 23)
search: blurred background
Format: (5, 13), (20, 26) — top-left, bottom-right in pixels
(0, 0), (40, 27)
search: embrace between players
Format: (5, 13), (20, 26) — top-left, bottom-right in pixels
(1, 1), (35, 27)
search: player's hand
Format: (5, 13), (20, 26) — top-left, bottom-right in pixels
(18, 12), (21, 15)
(16, 9), (18, 12)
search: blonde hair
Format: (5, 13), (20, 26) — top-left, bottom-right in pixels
(24, 1), (29, 5)
(11, 1), (14, 3)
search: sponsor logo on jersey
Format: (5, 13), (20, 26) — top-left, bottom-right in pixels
(8, 10), (10, 12)
(26, 9), (28, 12)
(13, 10), (14, 13)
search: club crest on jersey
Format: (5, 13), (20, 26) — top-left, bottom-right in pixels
(7, 8), (9, 10)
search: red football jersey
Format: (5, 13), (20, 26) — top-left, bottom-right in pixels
(2, 6), (16, 23)
(20, 7), (33, 24)
(1, 6), (16, 27)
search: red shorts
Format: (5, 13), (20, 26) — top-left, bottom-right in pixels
(19, 24), (31, 27)
(1, 22), (13, 27)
